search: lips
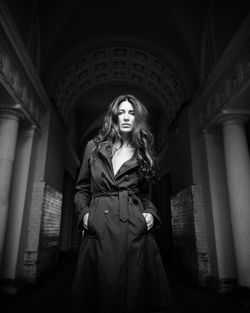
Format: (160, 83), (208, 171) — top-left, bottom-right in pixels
(122, 124), (131, 126)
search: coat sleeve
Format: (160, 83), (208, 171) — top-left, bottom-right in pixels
(139, 179), (162, 230)
(74, 140), (94, 231)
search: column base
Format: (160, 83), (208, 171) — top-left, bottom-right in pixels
(218, 278), (237, 293)
(0, 277), (26, 295)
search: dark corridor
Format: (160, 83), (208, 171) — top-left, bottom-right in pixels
(1, 1), (250, 312)
(1, 252), (250, 313)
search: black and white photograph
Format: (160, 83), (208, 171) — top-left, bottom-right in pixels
(0, 0), (250, 312)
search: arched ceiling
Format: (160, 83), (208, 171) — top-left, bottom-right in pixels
(36, 0), (212, 142)
(34, 0), (250, 133)
(3, 0), (250, 152)
(54, 43), (184, 124)
(36, 0), (210, 142)
(37, 1), (206, 94)
(38, 0), (207, 84)
(6, 0), (250, 139)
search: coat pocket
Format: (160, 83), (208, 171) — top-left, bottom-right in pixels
(86, 205), (98, 238)
(132, 201), (148, 236)
(138, 211), (148, 235)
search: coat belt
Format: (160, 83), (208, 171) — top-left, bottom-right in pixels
(91, 190), (139, 222)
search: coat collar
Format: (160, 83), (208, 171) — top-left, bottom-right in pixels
(98, 141), (139, 178)
(99, 141), (113, 159)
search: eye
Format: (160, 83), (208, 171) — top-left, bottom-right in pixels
(118, 110), (124, 115)
(129, 111), (135, 116)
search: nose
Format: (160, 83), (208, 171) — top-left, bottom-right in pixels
(123, 114), (129, 121)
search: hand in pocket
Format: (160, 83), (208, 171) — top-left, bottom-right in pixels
(83, 213), (89, 230)
(142, 212), (154, 230)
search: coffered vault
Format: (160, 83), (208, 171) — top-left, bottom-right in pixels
(53, 46), (184, 128)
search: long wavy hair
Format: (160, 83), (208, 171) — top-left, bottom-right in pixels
(91, 94), (156, 179)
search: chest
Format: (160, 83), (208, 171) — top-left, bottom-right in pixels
(112, 148), (135, 176)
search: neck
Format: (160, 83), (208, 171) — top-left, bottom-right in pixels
(121, 133), (131, 146)
(116, 133), (132, 148)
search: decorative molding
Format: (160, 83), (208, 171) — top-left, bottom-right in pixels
(54, 47), (184, 125)
(0, 106), (25, 120)
(211, 109), (250, 126)
(192, 15), (250, 131)
(0, 38), (40, 124)
(0, 103), (41, 129)
(0, 1), (49, 124)
(198, 47), (250, 126)
(196, 109), (250, 139)
(193, 14), (250, 106)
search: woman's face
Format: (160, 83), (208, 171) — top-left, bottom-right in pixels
(118, 100), (135, 134)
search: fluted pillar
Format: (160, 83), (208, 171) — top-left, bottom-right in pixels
(218, 113), (250, 287)
(0, 109), (23, 268)
(1, 125), (40, 281)
(203, 128), (237, 291)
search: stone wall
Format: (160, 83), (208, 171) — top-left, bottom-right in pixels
(23, 182), (63, 282)
(171, 185), (211, 285)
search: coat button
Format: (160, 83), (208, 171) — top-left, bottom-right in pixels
(104, 210), (109, 214)
(124, 175), (129, 181)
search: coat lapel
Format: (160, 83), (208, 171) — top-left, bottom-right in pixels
(98, 142), (139, 179)
(115, 152), (139, 179)
(98, 142), (114, 174)
(99, 142), (112, 158)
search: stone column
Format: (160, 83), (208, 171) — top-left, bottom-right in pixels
(203, 128), (237, 291)
(0, 109), (23, 268)
(218, 113), (250, 287)
(1, 125), (40, 282)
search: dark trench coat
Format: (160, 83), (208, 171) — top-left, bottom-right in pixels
(71, 140), (171, 313)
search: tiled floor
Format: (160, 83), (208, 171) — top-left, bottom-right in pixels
(1, 253), (250, 313)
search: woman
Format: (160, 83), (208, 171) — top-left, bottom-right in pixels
(71, 94), (172, 313)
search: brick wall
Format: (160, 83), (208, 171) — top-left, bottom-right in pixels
(23, 182), (45, 281)
(192, 184), (211, 285)
(171, 185), (211, 285)
(23, 182), (63, 282)
(40, 185), (63, 248)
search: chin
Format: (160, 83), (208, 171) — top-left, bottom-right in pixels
(120, 128), (132, 133)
